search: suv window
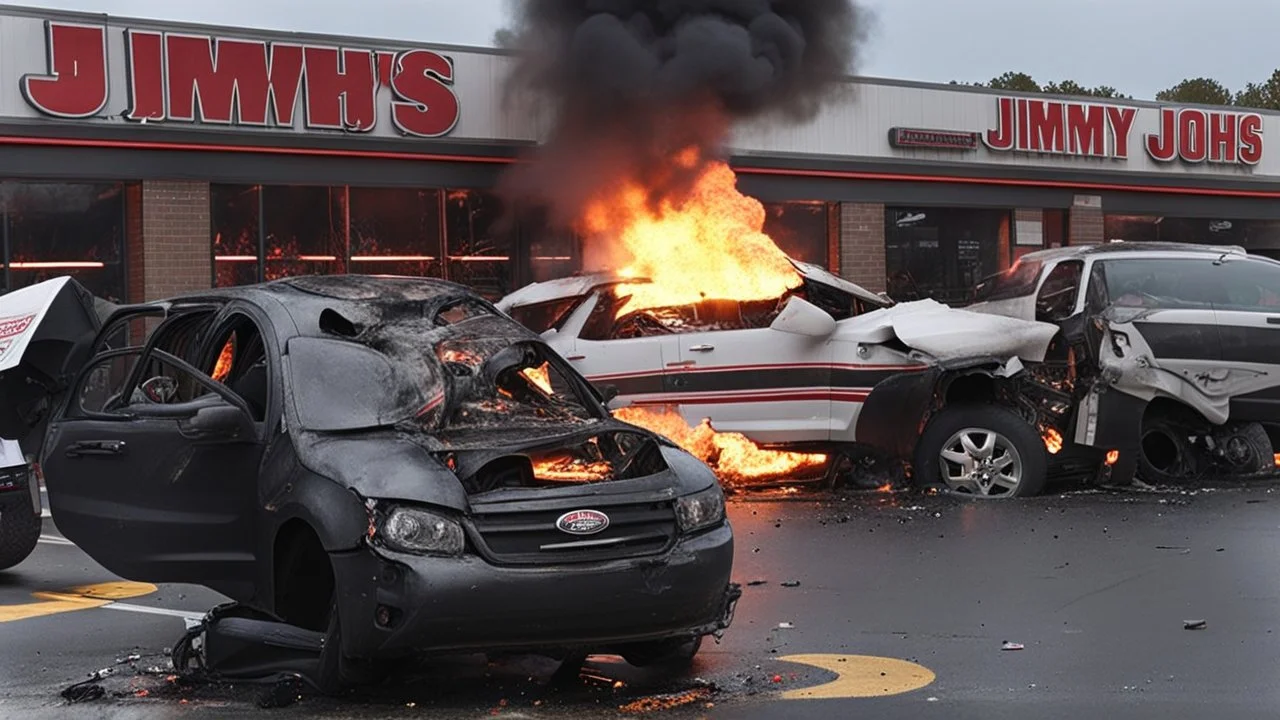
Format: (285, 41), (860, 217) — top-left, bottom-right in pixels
(508, 296), (588, 335)
(973, 259), (1044, 303)
(1100, 258), (1217, 309)
(1213, 259), (1280, 311)
(1035, 260), (1083, 321)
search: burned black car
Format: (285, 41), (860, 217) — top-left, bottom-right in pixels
(0, 275), (738, 688)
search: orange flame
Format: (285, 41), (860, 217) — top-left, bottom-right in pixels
(1043, 428), (1063, 455)
(581, 158), (801, 317)
(1274, 453), (1280, 467)
(212, 336), (235, 383)
(614, 406), (827, 485)
(1105, 449), (1120, 466)
(532, 457), (614, 482)
(521, 362), (553, 394)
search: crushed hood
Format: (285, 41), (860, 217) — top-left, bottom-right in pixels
(834, 299), (1060, 363)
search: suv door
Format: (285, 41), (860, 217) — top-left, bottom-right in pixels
(570, 290), (680, 408)
(1094, 257), (1224, 366)
(41, 309), (264, 601)
(670, 299), (834, 444)
(1204, 256), (1280, 421)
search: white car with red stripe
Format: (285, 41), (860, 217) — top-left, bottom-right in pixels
(498, 260), (1064, 497)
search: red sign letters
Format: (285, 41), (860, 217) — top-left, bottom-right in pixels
(984, 96), (1263, 166)
(19, 21), (460, 137)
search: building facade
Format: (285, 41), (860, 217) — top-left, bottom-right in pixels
(3, 5), (1280, 307)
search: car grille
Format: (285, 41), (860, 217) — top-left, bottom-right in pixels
(468, 501), (678, 566)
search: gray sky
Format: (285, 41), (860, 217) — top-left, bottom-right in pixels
(22, 0), (1280, 100)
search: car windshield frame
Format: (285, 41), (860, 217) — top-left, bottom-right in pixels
(285, 296), (608, 435)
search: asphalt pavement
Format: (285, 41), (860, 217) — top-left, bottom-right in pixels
(3, 482), (1280, 719)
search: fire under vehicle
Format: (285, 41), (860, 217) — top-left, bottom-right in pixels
(0, 275), (739, 689)
(500, 244), (1280, 497)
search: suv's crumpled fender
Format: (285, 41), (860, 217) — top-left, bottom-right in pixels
(294, 432), (469, 512)
(834, 299), (1060, 363)
(1100, 319), (1278, 426)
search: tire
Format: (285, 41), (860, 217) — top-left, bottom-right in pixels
(1138, 414), (1205, 485)
(914, 404), (1049, 498)
(1215, 422), (1274, 475)
(0, 500), (42, 571)
(621, 636), (703, 670)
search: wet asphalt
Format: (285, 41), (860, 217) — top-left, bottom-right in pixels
(2, 481), (1280, 719)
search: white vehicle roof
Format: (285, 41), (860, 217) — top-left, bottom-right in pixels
(496, 259), (889, 312)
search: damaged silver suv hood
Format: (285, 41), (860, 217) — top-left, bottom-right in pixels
(833, 298), (1060, 364)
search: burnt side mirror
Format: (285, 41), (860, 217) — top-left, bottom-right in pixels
(186, 402), (253, 439)
(596, 384), (620, 405)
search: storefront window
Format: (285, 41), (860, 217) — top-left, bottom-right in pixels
(445, 189), (509, 300)
(1105, 215), (1280, 260)
(885, 207), (1011, 305)
(263, 186), (347, 281)
(763, 201), (830, 266)
(349, 187), (445, 279)
(2, 181), (126, 302)
(211, 184), (261, 288)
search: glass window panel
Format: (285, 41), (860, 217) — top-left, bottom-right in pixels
(348, 187), (444, 279)
(762, 201), (829, 265)
(445, 189), (510, 300)
(3, 181), (125, 302)
(885, 207), (1010, 305)
(212, 184), (261, 287)
(529, 227), (582, 284)
(263, 186), (347, 281)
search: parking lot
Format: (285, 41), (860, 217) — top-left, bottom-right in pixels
(3, 482), (1280, 719)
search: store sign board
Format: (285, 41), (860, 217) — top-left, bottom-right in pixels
(888, 127), (980, 151)
(18, 20), (460, 137)
(983, 96), (1263, 166)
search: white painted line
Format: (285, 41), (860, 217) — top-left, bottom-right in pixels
(40, 510), (50, 518)
(37, 534), (74, 546)
(103, 602), (205, 622)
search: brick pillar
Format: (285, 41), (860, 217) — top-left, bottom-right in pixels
(839, 202), (886, 293)
(125, 184), (145, 304)
(1069, 195), (1105, 246)
(139, 181), (212, 301)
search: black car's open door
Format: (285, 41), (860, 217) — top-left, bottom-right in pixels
(0, 277), (109, 456)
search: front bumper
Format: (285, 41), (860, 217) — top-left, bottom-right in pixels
(331, 522), (738, 660)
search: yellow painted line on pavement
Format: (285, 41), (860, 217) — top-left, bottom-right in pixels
(0, 581), (157, 623)
(778, 654), (936, 700)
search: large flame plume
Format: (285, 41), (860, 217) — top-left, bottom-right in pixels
(582, 153), (802, 317)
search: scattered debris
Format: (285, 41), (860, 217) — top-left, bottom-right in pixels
(778, 622), (795, 629)
(747, 579), (769, 587)
(1001, 642), (1025, 651)
(781, 581), (801, 588)
(618, 686), (715, 714)
(1184, 619), (1207, 630)
(256, 678), (305, 709)
(61, 681), (105, 704)
(115, 653), (142, 665)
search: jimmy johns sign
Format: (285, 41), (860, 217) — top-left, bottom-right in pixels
(984, 96), (1264, 165)
(18, 21), (460, 137)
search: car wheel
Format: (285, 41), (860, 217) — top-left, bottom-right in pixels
(1216, 422), (1274, 475)
(914, 404), (1049, 498)
(1138, 415), (1205, 485)
(0, 501), (42, 571)
(621, 636), (703, 670)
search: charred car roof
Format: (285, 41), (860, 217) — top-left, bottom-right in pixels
(1018, 241), (1252, 263)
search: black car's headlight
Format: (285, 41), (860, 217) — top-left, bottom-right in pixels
(379, 506), (465, 556)
(675, 486), (726, 533)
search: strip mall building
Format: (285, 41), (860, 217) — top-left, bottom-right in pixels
(2, 4), (1279, 307)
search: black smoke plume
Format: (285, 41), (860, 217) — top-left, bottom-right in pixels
(497, 0), (873, 228)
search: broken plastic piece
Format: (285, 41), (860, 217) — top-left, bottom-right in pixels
(778, 622), (795, 629)
(1001, 642), (1024, 651)
(781, 581), (801, 588)
(1184, 619), (1207, 630)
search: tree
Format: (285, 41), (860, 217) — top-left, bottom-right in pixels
(1235, 69), (1280, 110)
(987, 72), (1041, 92)
(1155, 77), (1233, 106)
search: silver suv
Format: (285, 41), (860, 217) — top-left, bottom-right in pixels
(969, 242), (1280, 485)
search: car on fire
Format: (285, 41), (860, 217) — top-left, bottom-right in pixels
(0, 275), (739, 688)
(967, 242), (1280, 486)
(498, 259), (1067, 498)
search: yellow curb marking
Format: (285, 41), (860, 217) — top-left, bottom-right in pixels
(778, 653), (937, 700)
(0, 581), (157, 623)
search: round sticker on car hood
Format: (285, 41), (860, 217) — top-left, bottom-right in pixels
(556, 510), (610, 536)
